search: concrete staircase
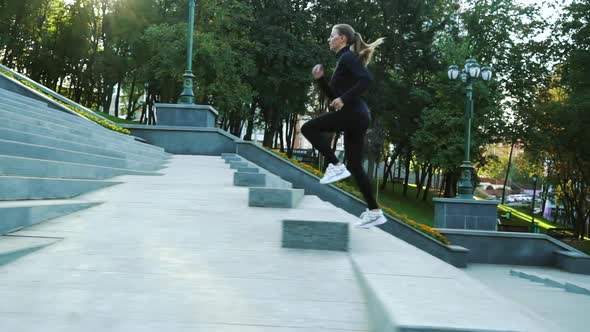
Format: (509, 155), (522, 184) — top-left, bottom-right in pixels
(0, 88), (170, 235)
(0, 154), (578, 331)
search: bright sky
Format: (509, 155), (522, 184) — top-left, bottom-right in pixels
(518, 0), (572, 24)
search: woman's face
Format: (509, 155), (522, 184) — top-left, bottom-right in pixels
(328, 28), (346, 52)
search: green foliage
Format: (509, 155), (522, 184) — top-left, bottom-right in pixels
(0, 0), (585, 233)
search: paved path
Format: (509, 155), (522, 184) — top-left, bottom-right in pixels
(465, 264), (590, 332)
(0, 155), (569, 331)
(0, 156), (368, 332)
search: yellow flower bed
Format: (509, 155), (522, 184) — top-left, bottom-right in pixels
(267, 148), (451, 245)
(0, 68), (130, 135)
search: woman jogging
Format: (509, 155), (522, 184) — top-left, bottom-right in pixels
(301, 23), (386, 229)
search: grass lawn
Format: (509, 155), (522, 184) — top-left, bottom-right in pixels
(374, 181), (436, 227)
(570, 240), (590, 255)
(96, 112), (138, 125)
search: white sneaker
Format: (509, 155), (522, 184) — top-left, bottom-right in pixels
(355, 209), (387, 229)
(319, 163), (351, 184)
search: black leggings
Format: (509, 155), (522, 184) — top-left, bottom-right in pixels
(301, 107), (379, 210)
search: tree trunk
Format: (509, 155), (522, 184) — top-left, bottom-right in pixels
(139, 91), (148, 124)
(286, 113), (297, 158)
(103, 83), (113, 114)
(381, 152), (397, 190)
(416, 164), (430, 199)
(423, 167), (434, 201)
(403, 150), (411, 197)
(444, 171), (457, 198)
(262, 110), (279, 148)
(501, 139), (515, 204)
(127, 73), (137, 118)
(278, 122), (285, 152)
(244, 102), (257, 141)
(114, 81), (122, 118)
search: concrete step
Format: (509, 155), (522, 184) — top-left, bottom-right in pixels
(0, 107), (139, 149)
(0, 116), (168, 160)
(0, 155), (161, 180)
(0, 90), (128, 141)
(0, 235), (61, 267)
(236, 166), (259, 173)
(0, 139), (161, 171)
(228, 160), (249, 169)
(465, 264), (589, 332)
(0, 200), (100, 235)
(0, 100), (132, 143)
(0, 96), (96, 129)
(248, 188), (304, 208)
(349, 230), (559, 332)
(129, 138), (169, 155)
(0, 88), (48, 108)
(511, 268), (590, 296)
(0, 127), (163, 166)
(233, 171), (292, 189)
(282, 219), (349, 251)
(0, 176), (121, 201)
(0, 99), (166, 157)
(226, 157), (294, 189)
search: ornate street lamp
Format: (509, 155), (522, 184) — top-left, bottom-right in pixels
(178, 0), (196, 104)
(448, 58), (493, 198)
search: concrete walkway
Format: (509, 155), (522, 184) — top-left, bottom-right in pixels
(0, 155), (569, 331)
(0, 156), (368, 331)
(465, 264), (590, 332)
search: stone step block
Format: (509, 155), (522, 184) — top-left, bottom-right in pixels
(236, 167), (259, 173)
(0, 176), (121, 200)
(0, 101), (129, 143)
(224, 156), (242, 164)
(0, 200), (100, 235)
(0, 89), (48, 108)
(0, 108), (146, 155)
(229, 161), (249, 169)
(0, 139), (159, 171)
(0, 126), (125, 159)
(0, 90), (140, 144)
(234, 172), (292, 189)
(234, 172), (266, 187)
(0, 118), (167, 161)
(0, 155), (160, 180)
(282, 219), (349, 251)
(0, 97), (93, 129)
(248, 188), (303, 208)
(0, 236), (61, 267)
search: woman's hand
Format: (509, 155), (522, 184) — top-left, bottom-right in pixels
(312, 64), (324, 79)
(330, 97), (344, 110)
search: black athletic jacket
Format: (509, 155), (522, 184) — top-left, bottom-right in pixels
(317, 47), (373, 106)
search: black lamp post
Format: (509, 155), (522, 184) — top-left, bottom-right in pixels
(448, 59), (493, 198)
(178, 0), (196, 104)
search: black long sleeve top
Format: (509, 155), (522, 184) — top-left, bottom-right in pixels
(316, 47), (373, 106)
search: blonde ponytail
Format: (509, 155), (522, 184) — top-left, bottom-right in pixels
(351, 32), (385, 66)
(333, 24), (384, 66)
